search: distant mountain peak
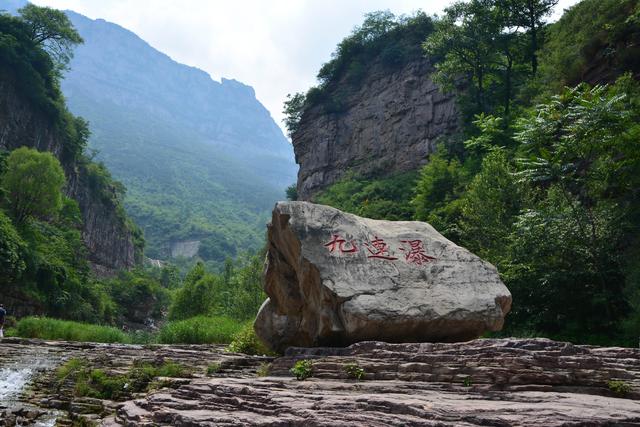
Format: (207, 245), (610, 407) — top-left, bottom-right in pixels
(50, 5), (296, 263)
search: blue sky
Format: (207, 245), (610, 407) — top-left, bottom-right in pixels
(31, 0), (580, 132)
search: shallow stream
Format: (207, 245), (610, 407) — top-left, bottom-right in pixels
(0, 347), (61, 426)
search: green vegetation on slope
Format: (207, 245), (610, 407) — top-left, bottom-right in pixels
(0, 6), (147, 323)
(283, 10), (434, 135)
(539, 0), (640, 90)
(308, 0), (640, 347)
(61, 10), (295, 266)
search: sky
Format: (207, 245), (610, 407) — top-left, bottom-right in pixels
(30, 0), (581, 133)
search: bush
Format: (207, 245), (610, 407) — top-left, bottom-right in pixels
(608, 380), (631, 396)
(11, 317), (129, 343)
(227, 323), (272, 355)
(344, 362), (365, 381)
(290, 359), (314, 381)
(157, 316), (243, 344)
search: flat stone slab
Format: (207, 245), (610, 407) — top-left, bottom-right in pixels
(255, 201), (511, 352)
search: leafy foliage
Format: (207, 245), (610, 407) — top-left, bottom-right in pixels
(227, 323), (272, 355)
(2, 147), (65, 225)
(168, 255), (265, 322)
(290, 360), (314, 381)
(608, 380), (632, 395)
(17, 3), (83, 72)
(344, 362), (365, 381)
(303, 3), (640, 347)
(56, 358), (186, 401)
(0, 209), (25, 281)
(316, 171), (417, 221)
(539, 0), (640, 91)
(283, 11), (434, 129)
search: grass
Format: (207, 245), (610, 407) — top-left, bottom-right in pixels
(206, 362), (221, 376)
(9, 315), (256, 347)
(9, 317), (130, 343)
(56, 358), (188, 400)
(157, 315), (245, 344)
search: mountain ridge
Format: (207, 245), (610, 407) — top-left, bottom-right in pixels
(14, 5), (299, 266)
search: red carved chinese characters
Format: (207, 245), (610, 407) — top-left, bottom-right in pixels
(399, 239), (436, 265)
(324, 234), (437, 265)
(324, 234), (358, 254)
(365, 236), (398, 260)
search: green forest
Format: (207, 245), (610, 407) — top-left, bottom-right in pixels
(286, 0), (640, 346)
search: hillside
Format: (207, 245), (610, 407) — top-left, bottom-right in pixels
(286, 2), (640, 347)
(0, 5), (146, 321)
(57, 9), (296, 266)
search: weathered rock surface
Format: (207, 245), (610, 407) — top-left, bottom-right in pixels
(112, 338), (640, 426)
(2, 337), (640, 426)
(292, 57), (459, 200)
(0, 338), (271, 426)
(255, 201), (511, 352)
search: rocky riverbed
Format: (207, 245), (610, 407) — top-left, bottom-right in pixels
(0, 337), (639, 426)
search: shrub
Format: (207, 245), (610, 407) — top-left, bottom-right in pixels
(608, 380), (631, 395)
(227, 323), (271, 355)
(158, 316), (242, 344)
(344, 362), (365, 381)
(290, 359), (313, 381)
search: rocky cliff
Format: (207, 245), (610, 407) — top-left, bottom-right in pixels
(0, 71), (139, 275)
(292, 57), (459, 200)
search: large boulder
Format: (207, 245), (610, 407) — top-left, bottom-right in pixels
(254, 202), (511, 352)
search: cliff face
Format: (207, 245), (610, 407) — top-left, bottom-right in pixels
(293, 58), (459, 200)
(0, 72), (138, 275)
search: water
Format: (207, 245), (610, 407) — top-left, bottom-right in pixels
(0, 350), (61, 427)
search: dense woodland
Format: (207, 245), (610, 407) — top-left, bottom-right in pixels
(286, 0), (640, 346)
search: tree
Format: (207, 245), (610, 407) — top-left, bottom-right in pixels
(0, 210), (26, 282)
(168, 262), (218, 320)
(459, 149), (522, 259)
(412, 149), (470, 239)
(1, 147), (66, 225)
(423, 0), (503, 112)
(282, 93), (306, 137)
(424, 0), (529, 116)
(285, 184), (298, 201)
(18, 3), (83, 71)
(500, 0), (558, 75)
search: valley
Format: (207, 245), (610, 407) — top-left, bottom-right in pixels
(1, 0), (640, 425)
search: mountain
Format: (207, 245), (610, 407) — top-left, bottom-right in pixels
(7, 3), (296, 266)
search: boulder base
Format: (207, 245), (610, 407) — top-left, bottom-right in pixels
(255, 201), (511, 352)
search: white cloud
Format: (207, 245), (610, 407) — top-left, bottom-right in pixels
(30, 0), (581, 132)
